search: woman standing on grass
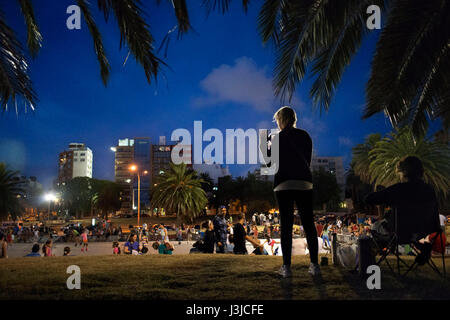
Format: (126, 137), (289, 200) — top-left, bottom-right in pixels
(261, 106), (320, 278)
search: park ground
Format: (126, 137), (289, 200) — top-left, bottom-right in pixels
(0, 254), (449, 300)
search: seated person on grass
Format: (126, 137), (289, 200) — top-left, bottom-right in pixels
(233, 213), (267, 255)
(152, 241), (174, 255)
(124, 234), (140, 255)
(25, 244), (41, 257)
(365, 156), (440, 264)
(190, 220), (216, 254)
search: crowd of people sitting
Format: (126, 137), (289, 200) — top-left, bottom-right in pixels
(1, 207), (446, 259)
(185, 211), (378, 256)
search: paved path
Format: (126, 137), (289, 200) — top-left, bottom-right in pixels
(3, 238), (332, 258)
(4, 241), (192, 258)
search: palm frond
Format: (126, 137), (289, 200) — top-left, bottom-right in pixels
(0, 10), (36, 112)
(309, 0), (379, 111)
(351, 133), (382, 184)
(366, 128), (450, 198)
(171, 0), (191, 37)
(77, 0), (111, 85)
(17, 0), (42, 58)
(258, 0), (284, 45)
(97, 0), (113, 21)
(109, 0), (164, 84)
(0, 163), (25, 220)
(202, 0), (250, 14)
(365, 0), (450, 136)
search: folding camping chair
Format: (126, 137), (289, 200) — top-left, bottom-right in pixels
(372, 201), (446, 277)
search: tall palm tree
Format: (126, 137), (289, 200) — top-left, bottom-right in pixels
(1, 0), (250, 113)
(352, 128), (450, 202)
(258, 0), (450, 136)
(367, 128), (450, 198)
(0, 163), (25, 220)
(345, 163), (373, 212)
(151, 163), (207, 224)
(351, 133), (382, 184)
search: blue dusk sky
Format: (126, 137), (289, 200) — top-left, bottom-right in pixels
(0, 1), (441, 188)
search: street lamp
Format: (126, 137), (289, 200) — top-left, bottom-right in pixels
(44, 193), (57, 224)
(129, 165), (148, 227)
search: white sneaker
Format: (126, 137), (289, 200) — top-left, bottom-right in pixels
(275, 265), (293, 278)
(308, 263), (321, 276)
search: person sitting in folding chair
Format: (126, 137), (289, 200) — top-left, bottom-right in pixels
(364, 156), (444, 276)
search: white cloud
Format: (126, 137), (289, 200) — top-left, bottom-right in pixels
(338, 136), (353, 147)
(193, 57), (303, 112)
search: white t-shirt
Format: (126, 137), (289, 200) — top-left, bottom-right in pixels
(439, 214), (447, 227)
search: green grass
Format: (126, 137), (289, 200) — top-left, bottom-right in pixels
(0, 254), (449, 300)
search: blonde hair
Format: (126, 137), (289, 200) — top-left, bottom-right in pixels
(273, 106), (297, 129)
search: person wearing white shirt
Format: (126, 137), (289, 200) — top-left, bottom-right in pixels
(439, 214), (447, 232)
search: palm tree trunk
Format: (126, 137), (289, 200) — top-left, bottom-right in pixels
(176, 208), (181, 226)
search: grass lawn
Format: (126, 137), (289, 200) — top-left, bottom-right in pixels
(0, 254), (449, 300)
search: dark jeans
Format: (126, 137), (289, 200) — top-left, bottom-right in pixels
(216, 242), (226, 253)
(275, 190), (318, 266)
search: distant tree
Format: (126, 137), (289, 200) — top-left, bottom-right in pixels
(246, 199), (272, 214)
(345, 164), (373, 212)
(22, 177), (44, 209)
(351, 133), (382, 184)
(199, 172), (214, 193)
(215, 172), (276, 214)
(0, 163), (24, 220)
(217, 175), (234, 214)
(92, 180), (121, 220)
(58, 177), (95, 219)
(312, 167), (341, 211)
(151, 163), (207, 224)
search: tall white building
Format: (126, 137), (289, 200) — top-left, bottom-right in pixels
(70, 143), (93, 178)
(58, 143), (93, 184)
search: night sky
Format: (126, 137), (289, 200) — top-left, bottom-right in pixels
(0, 1), (441, 189)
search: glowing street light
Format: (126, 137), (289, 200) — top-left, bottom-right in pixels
(44, 193), (57, 202)
(44, 192), (57, 224)
(129, 165), (148, 227)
